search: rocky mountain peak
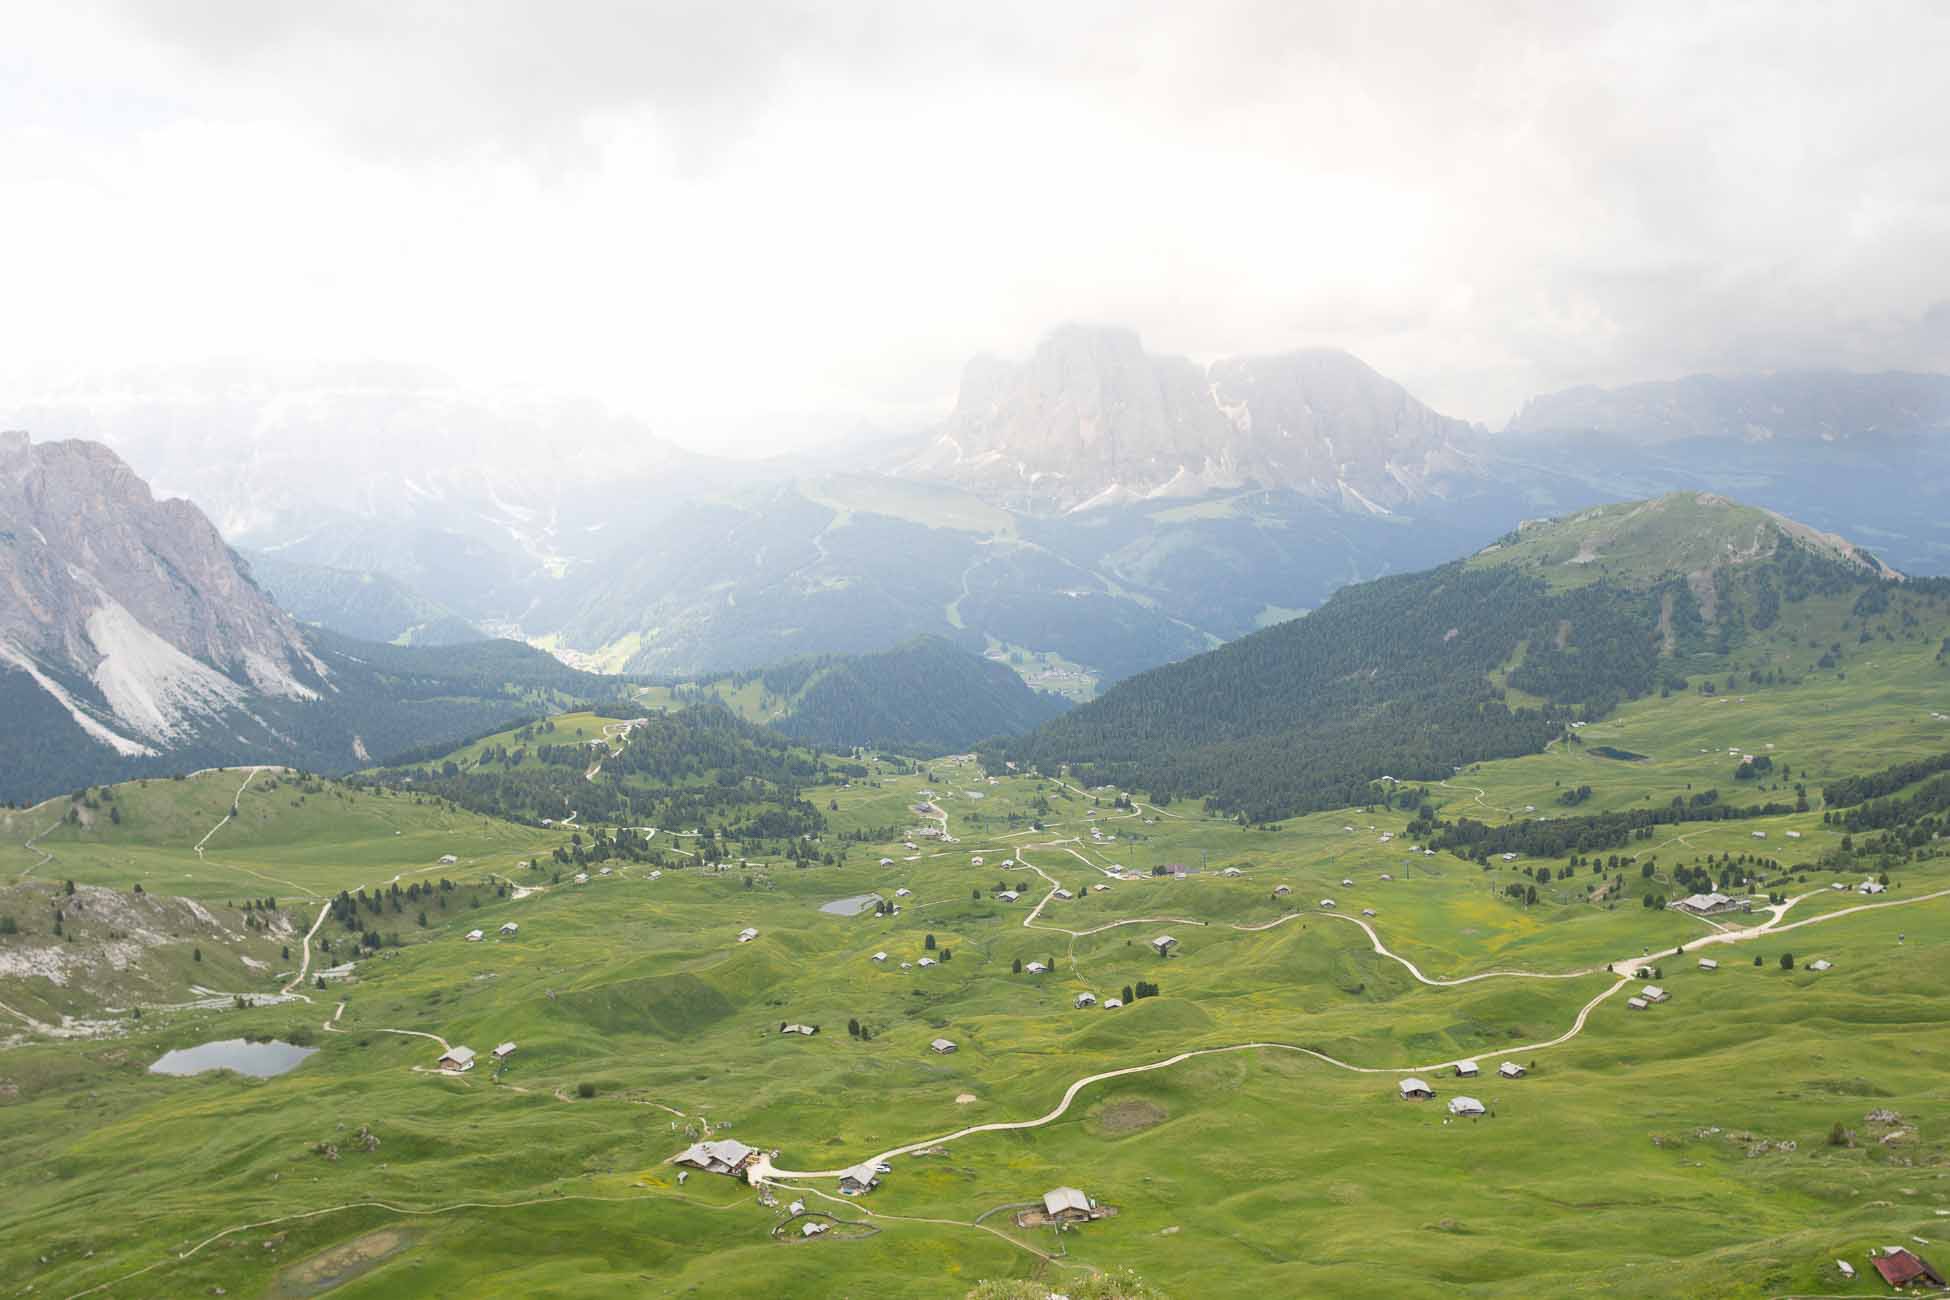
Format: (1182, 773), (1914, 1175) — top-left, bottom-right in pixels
(898, 326), (1479, 514)
(0, 433), (325, 756)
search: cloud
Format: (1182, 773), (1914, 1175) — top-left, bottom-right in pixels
(1, 0), (1946, 457)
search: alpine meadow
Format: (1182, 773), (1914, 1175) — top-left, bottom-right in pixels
(6, 6), (1950, 1299)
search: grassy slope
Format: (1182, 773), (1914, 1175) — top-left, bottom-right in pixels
(3, 736), (1947, 1298)
(1466, 491), (1878, 591)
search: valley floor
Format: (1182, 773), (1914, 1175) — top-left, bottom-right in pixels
(3, 745), (1949, 1298)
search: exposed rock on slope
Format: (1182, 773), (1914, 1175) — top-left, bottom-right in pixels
(897, 325), (1479, 514)
(0, 432), (326, 754)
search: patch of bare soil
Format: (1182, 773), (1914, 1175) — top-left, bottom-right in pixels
(273, 1228), (417, 1296)
(955, 1092), (978, 1105)
(1095, 1098), (1167, 1135)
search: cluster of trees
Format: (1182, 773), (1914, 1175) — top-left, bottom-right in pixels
(369, 703), (829, 842)
(328, 878), (486, 948)
(1734, 754), (1775, 781)
(1424, 791), (1795, 862)
(1823, 749), (1950, 809)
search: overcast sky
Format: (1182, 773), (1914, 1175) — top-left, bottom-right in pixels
(4, 1), (1947, 457)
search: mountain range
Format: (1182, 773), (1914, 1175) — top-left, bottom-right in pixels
(897, 324), (1479, 515)
(0, 432), (624, 800)
(9, 333), (1950, 697)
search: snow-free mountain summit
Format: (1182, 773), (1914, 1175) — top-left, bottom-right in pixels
(897, 325), (1481, 515)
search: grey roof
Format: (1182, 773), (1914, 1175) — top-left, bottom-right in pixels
(493, 1041), (517, 1057)
(1455, 1060), (1479, 1075)
(1498, 1061), (1524, 1076)
(839, 1161), (880, 1188)
(1043, 1187), (1091, 1216)
(677, 1138), (756, 1170)
(931, 1037), (957, 1052)
(440, 1045), (476, 1065)
(1448, 1096), (1486, 1116)
(1399, 1077), (1433, 1095)
(1152, 934), (1177, 948)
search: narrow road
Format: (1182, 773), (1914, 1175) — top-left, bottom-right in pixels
(280, 897), (334, 995)
(192, 767), (268, 856)
(1437, 777), (1518, 818)
(761, 883), (1949, 1182)
(16, 817), (60, 880)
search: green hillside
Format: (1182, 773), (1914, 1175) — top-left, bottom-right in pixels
(1469, 492), (1899, 590)
(646, 636), (1070, 755)
(999, 495), (1947, 821)
(7, 497), (1950, 1300)
(364, 706), (835, 846)
(4, 750), (1948, 1298)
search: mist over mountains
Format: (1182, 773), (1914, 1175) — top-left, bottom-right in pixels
(9, 332), (1950, 695)
(897, 325), (1479, 515)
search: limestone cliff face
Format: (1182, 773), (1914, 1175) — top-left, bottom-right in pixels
(0, 431), (324, 754)
(898, 325), (1479, 514)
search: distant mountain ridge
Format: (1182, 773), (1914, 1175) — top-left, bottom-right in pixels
(1507, 370), (1950, 443)
(676, 635), (1069, 754)
(897, 325), (1480, 515)
(0, 433), (622, 800)
(243, 550), (483, 646)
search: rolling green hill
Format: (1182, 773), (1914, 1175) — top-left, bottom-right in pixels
(1467, 492), (1899, 590)
(997, 494), (1946, 821)
(364, 705), (834, 844)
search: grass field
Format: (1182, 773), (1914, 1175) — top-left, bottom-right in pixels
(5, 732), (1949, 1298)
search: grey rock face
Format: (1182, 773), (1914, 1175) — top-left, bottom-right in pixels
(0, 432), (321, 750)
(898, 326), (1478, 514)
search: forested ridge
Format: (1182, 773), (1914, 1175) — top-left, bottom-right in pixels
(0, 631), (625, 804)
(669, 635), (1068, 754)
(365, 701), (829, 840)
(993, 535), (1902, 822)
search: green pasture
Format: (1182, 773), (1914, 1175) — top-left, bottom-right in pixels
(5, 733), (1950, 1297)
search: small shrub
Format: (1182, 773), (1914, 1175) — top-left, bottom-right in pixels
(576, 1081), (597, 1099)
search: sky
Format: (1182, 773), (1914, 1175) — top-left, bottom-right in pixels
(3, 0), (1948, 458)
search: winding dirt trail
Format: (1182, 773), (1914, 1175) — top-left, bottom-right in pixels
(192, 767), (270, 857)
(773, 1179), (1072, 1268)
(1437, 777), (1519, 818)
(761, 881), (1950, 1182)
(280, 897), (335, 995)
(16, 817), (60, 880)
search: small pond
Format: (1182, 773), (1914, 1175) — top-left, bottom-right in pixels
(150, 1038), (318, 1078)
(819, 892), (885, 917)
